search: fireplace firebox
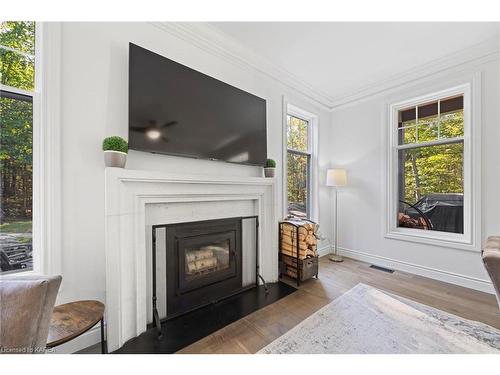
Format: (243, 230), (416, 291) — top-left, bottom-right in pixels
(154, 218), (246, 321)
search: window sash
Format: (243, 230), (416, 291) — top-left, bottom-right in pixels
(284, 102), (319, 222)
(286, 114), (311, 154)
(286, 148), (311, 156)
(395, 136), (464, 151)
(286, 114), (312, 217)
(397, 97), (464, 146)
(0, 88), (35, 274)
(1, 88), (33, 101)
(0, 83), (34, 98)
(0, 22), (38, 275)
(286, 149), (311, 218)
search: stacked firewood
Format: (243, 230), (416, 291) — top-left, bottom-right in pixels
(280, 219), (318, 260)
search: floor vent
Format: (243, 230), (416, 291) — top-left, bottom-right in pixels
(369, 264), (394, 273)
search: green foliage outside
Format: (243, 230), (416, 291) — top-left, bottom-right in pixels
(0, 22), (35, 55)
(0, 22), (35, 91)
(1, 21), (35, 224)
(265, 158), (276, 168)
(102, 136), (128, 153)
(287, 115), (308, 152)
(287, 115), (309, 217)
(400, 110), (464, 204)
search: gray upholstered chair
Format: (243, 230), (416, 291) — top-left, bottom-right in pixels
(482, 236), (500, 309)
(0, 275), (62, 354)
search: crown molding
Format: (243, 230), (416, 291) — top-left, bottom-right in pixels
(329, 35), (500, 109)
(150, 22), (499, 112)
(150, 22), (334, 110)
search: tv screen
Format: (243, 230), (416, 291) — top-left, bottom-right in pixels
(128, 43), (267, 166)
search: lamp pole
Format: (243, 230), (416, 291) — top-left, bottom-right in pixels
(326, 168), (346, 262)
(329, 186), (343, 262)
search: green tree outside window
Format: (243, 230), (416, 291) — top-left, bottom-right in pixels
(1, 21), (35, 273)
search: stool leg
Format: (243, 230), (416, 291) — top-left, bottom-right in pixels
(100, 317), (107, 354)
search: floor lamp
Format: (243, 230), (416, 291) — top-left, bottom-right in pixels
(326, 168), (347, 262)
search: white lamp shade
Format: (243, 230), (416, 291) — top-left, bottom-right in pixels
(326, 168), (347, 187)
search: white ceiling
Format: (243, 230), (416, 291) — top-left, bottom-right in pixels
(209, 22), (498, 102)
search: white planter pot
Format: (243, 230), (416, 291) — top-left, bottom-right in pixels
(264, 167), (276, 178)
(104, 150), (127, 168)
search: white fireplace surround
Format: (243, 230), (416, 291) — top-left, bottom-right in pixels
(104, 168), (278, 352)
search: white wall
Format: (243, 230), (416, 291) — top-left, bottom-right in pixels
(56, 22), (331, 308)
(329, 53), (499, 293)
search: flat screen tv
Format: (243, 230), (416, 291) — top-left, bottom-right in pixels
(128, 43), (267, 166)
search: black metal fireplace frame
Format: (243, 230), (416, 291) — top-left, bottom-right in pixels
(151, 215), (267, 336)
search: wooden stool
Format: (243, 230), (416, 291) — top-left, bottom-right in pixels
(46, 300), (106, 353)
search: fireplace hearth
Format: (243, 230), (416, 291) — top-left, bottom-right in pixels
(115, 281), (296, 354)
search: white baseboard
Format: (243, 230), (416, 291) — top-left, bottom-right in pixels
(49, 323), (103, 354)
(317, 246), (331, 257)
(337, 247), (494, 295)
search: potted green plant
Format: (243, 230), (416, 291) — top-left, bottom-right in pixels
(102, 136), (128, 168)
(264, 158), (276, 178)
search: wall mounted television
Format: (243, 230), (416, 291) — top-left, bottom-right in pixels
(128, 43), (267, 166)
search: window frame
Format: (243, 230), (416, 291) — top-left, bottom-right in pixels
(286, 118), (311, 218)
(0, 87), (35, 275)
(1, 22), (38, 274)
(0, 22), (62, 276)
(282, 101), (319, 221)
(385, 82), (480, 251)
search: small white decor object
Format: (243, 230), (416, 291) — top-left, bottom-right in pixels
(103, 136), (128, 168)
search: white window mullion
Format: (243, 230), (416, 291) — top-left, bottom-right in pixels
(396, 136), (464, 151)
(0, 44), (35, 59)
(0, 83), (34, 97)
(415, 104), (419, 143)
(437, 99), (441, 139)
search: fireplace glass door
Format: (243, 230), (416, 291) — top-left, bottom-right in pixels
(184, 239), (230, 282)
(178, 231), (237, 293)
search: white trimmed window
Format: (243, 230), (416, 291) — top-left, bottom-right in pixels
(1, 22), (62, 277)
(286, 113), (311, 218)
(0, 22), (37, 274)
(284, 104), (318, 220)
(386, 84), (478, 248)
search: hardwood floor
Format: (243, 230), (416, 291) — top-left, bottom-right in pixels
(177, 256), (500, 354)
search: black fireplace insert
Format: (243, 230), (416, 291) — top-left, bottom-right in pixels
(163, 217), (243, 319)
(152, 216), (267, 334)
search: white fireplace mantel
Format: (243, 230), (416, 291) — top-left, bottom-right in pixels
(104, 167), (278, 351)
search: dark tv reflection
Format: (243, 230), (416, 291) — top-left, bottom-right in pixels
(128, 43), (267, 166)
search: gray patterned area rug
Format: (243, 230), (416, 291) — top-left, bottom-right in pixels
(258, 283), (500, 354)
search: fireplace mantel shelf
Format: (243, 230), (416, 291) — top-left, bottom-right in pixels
(105, 167), (276, 185)
(104, 167), (278, 352)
